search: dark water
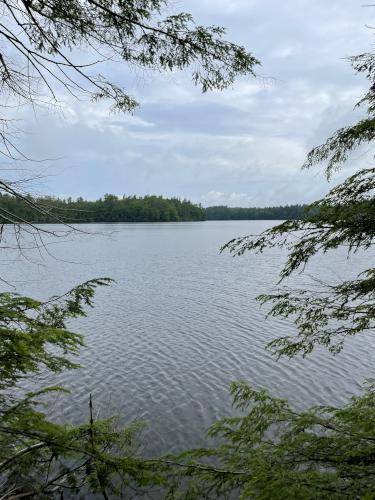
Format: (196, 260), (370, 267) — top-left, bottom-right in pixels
(4, 221), (375, 455)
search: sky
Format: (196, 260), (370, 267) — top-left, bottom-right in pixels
(14, 0), (375, 207)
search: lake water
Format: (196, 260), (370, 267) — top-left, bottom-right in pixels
(4, 221), (375, 456)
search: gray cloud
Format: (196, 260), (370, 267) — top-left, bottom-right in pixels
(14, 0), (375, 206)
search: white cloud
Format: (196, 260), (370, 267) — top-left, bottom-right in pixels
(270, 45), (300, 59)
(201, 191), (254, 206)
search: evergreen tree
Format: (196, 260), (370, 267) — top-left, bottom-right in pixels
(0, 278), (169, 498)
(0, 194), (206, 223)
(205, 204), (306, 220)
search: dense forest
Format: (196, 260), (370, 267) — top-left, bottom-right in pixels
(205, 204), (306, 220)
(0, 194), (205, 223)
(0, 194), (307, 223)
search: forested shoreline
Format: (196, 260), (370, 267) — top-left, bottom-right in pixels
(205, 204), (305, 220)
(0, 193), (307, 223)
(0, 194), (205, 223)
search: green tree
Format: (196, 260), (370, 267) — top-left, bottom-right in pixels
(0, 193), (206, 223)
(0, 278), (187, 498)
(205, 204), (306, 220)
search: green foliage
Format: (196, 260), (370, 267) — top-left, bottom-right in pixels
(205, 204), (306, 221)
(0, 278), (175, 498)
(0, 193), (206, 224)
(0, 278), (112, 389)
(0, 194), (312, 224)
(302, 51), (375, 179)
(0, 0), (259, 119)
(169, 381), (375, 499)
(222, 167), (375, 357)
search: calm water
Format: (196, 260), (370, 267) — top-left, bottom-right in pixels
(4, 221), (375, 455)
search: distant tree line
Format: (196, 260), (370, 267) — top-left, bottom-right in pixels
(0, 194), (310, 223)
(0, 194), (205, 223)
(205, 204), (306, 220)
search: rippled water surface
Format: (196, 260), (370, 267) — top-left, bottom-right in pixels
(5, 221), (375, 455)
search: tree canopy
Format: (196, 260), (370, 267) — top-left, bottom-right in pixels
(0, 193), (310, 223)
(0, 193), (206, 223)
(205, 204), (306, 221)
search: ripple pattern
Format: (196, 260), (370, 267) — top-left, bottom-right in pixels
(4, 221), (375, 456)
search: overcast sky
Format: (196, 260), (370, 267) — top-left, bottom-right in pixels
(17, 0), (375, 206)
